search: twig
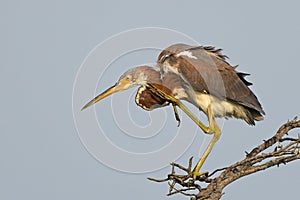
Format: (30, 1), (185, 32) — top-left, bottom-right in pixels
(148, 117), (300, 200)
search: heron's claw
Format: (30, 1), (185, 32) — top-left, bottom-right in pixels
(148, 157), (212, 196)
(147, 83), (182, 126)
(172, 103), (181, 126)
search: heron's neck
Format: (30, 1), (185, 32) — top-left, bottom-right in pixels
(134, 66), (159, 85)
(135, 72), (148, 85)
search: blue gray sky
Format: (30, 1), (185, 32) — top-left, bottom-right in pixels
(1, 1), (300, 200)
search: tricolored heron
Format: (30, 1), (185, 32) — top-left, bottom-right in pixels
(82, 43), (265, 179)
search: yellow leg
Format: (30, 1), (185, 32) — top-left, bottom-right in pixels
(147, 83), (212, 134)
(147, 83), (221, 179)
(175, 100), (214, 134)
(193, 109), (221, 179)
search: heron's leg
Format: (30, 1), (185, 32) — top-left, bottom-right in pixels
(147, 83), (212, 134)
(147, 83), (220, 180)
(175, 100), (214, 134)
(193, 105), (221, 179)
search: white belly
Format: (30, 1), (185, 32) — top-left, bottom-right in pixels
(195, 92), (248, 119)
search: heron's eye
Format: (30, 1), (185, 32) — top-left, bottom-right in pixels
(125, 76), (131, 81)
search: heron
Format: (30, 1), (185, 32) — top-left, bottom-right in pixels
(81, 43), (265, 179)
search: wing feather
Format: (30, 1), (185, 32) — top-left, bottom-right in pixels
(157, 43), (265, 115)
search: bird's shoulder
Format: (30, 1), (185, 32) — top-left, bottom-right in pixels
(157, 43), (229, 67)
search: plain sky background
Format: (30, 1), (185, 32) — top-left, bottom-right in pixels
(1, 1), (300, 200)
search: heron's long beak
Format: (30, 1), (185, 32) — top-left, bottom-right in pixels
(81, 83), (120, 110)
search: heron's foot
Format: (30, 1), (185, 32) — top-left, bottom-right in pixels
(148, 157), (211, 196)
(192, 170), (209, 180)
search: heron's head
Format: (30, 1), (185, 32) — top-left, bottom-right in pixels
(81, 66), (149, 110)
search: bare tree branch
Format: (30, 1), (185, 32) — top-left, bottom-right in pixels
(148, 117), (300, 200)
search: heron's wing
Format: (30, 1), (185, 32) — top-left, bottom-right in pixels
(157, 43), (264, 115)
(135, 85), (169, 110)
(217, 65), (265, 115)
(157, 44), (229, 93)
